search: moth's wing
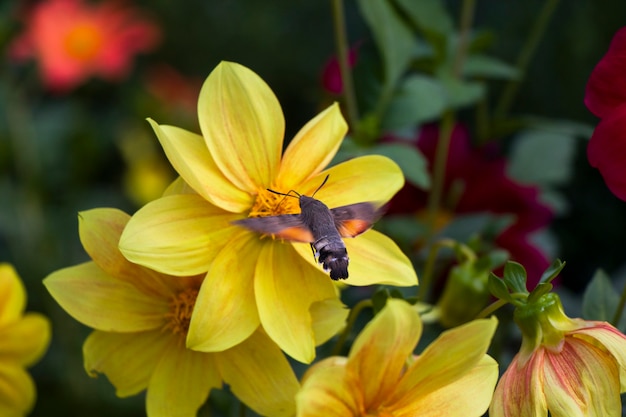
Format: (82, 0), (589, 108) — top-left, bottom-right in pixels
(331, 202), (382, 237)
(233, 214), (315, 242)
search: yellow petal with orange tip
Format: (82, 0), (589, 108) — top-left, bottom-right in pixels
(391, 316), (498, 405)
(348, 298), (422, 409)
(393, 355), (498, 417)
(296, 356), (361, 417)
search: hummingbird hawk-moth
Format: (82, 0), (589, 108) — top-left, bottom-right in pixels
(233, 176), (382, 280)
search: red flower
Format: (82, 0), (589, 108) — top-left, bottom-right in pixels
(585, 27), (626, 201)
(9, 0), (160, 92)
(388, 124), (553, 285)
(320, 46), (359, 95)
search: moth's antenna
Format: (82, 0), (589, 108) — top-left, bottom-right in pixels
(311, 175), (329, 198)
(266, 188), (300, 199)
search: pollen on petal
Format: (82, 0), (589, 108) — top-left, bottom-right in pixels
(164, 288), (199, 341)
(249, 188), (299, 217)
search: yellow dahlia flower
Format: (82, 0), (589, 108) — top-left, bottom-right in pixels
(490, 292), (626, 417)
(296, 299), (498, 417)
(118, 61), (417, 363)
(44, 208), (299, 417)
(0, 264), (50, 417)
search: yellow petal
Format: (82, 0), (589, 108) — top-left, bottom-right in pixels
(291, 229), (417, 286)
(119, 194), (240, 276)
(254, 241), (340, 363)
(0, 264), (25, 325)
(277, 103), (347, 190)
(393, 355), (498, 417)
(218, 329), (299, 417)
(83, 330), (170, 397)
(543, 339), (621, 417)
(44, 262), (168, 332)
(489, 352), (546, 417)
(187, 233), (260, 352)
(348, 299), (422, 409)
(148, 120), (253, 213)
(298, 155), (404, 207)
(572, 322), (626, 391)
(310, 297), (349, 346)
(297, 357), (362, 417)
(0, 364), (35, 416)
(345, 230), (417, 286)
(146, 337), (221, 417)
(78, 208), (166, 288)
(162, 176), (197, 196)
(198, 61), (283, 191)
(0, 313), (50, 366)
(391, 317), (497, 403)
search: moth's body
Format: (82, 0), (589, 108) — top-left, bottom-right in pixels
(234, 188), (380, 280)
(298, 196), (350, 279)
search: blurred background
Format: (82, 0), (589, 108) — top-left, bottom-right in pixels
(1, 0), (626, 415)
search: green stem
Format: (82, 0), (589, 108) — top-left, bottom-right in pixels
(493, 0), (560, 120)
(452, 0), (476, 78)
(331, 0), (359, 129)
(331, 299), (372, 356)
(612, 283), (626, 327)
(424, 110), (455, 240)
(475, 298), (507, 319)
(418, 238), (476, 301)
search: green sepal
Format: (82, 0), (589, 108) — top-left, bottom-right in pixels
(502, 261), (528, 294)
(488, 272), (513, 303)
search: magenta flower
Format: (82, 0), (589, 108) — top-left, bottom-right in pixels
(585, 27), (626, 201)
(388, 124), (553, 285)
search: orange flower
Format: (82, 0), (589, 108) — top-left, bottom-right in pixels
(490, 292), (626, 417)
(9, 0), (160, 92)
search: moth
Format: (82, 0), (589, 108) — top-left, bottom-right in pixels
(233, 176), (382, 280)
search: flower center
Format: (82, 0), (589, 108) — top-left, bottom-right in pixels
(248, 188), (300, 218)
(164, 288), (198, 337)
(63, 22), (104, 61)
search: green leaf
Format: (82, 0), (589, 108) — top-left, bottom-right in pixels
(488, 273), (513, 303)
(357, 0), (415, 87)
(370, 143), (430, 189)
(522, 116), (595, 138)
(539, 259), (566, 284)
(392, 0), (453, 35)
(437, 74), (485, 109)
(371, 288), (391, 314)
(582, 270), (620, 323)
(502, 261), (528, 294)
(382, 75), (447, 130)
(508, 130), (577, 186)
(463, 54), (519, 80)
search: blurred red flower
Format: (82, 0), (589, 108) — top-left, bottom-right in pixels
(585, 27), (626, 201)
(321, 46), (359, 95)
(9, 0), (160, 92)
(387, 124), (554, 285)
